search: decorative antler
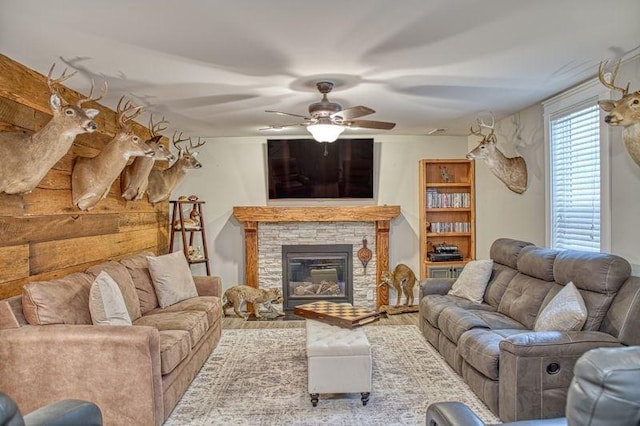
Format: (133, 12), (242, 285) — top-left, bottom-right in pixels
(116, 96), (143, 128)
(186, 137), (207, 153)
(76, 80), (108, 107)
(46, 63), (77, 98)
(148, 114), (169, 138)
(598, 60), (630, 96)
(471, 114), (495, 137)
(172, 131), (190, 152)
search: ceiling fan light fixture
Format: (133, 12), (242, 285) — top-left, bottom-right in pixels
(307, 123), (345, 143)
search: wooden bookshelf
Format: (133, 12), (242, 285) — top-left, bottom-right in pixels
(419, 159), (476, 279)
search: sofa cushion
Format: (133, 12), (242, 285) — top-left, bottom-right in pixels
(158, 330), (191, 375)
(86, 261), (142, 321)
(22, 273), (93, 325)
(420, 294), (495, 327)
(516, 246), (558, 281)
(134, 311), (208, 349)
(448, 260), (494, 303)
(497, 273), (555, 329)
(120, 252), (159, 315)
(483, 263), (519, 309)
(147, 252), (198, 308)
(89, 271), (133, 326)
(438, 307), (527, 343)
(553, 250), (631, 331)
(535, 282), (587, 332)
(490, 238), (534, 269)
(146, 296), (221, 327)
(459, 328), (526, 380)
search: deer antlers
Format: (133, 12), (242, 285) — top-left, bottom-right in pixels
(46, 63), (107, 107)
(76, 80), (108, 107)
(116, 96), (143, 129)
(171, 132), (207, 153)
(598, 60), (630, 97)
(148, 114), (169, 138)
(470, 114), (495, 137)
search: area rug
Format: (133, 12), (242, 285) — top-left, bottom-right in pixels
(165, 326), (499, 425)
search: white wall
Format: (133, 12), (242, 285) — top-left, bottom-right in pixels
(176, 135), (469, 289)
(473, 56), (640, 274)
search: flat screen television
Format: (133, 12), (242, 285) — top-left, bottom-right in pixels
(267, 138), (374, 199)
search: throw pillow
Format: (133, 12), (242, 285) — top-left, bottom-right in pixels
(447, 259), (494, 304)
(89, 271), (132, 326)
(534, 282), (587, 332)
(147, 251), (198, 308)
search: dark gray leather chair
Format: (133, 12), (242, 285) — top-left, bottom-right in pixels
(426, 345), (640, 426)
(0, 392), (102, 426)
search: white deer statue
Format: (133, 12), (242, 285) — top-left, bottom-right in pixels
(0, 64), (106, 194)
(597, 60), (640, 167)
(147, 132), (205, 204)
(466, 115), (528, 194)
(72, 97), (155, 211)
(121, 115), (175, 201)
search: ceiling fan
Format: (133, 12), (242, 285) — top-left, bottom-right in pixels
(262, 81), (396, 142)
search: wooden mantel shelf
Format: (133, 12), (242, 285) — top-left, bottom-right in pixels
(232, 205), (401, 223)
(232, 205), (401, 310)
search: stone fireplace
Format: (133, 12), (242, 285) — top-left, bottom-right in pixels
(282, 244), (353, 310)
(232, 206), (401, 310)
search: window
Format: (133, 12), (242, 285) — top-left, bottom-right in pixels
(543, 79), (611, 252)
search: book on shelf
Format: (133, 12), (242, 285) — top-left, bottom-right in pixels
(426, 191), (470, 208)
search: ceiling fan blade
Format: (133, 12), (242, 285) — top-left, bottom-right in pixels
(331, 105), (375, 121)
(259, 123), (308, 131)
(265, 110), (310, 120)
(346, 119), (396, 130)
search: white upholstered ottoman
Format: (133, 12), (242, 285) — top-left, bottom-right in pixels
(305, 319), (372, 406)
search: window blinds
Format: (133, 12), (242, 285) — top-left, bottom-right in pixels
(550, 104), (600, 251)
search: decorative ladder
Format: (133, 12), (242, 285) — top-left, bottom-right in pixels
(169, 199), (211, 274)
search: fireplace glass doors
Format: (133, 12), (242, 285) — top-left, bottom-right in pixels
(282, 244), (353, 310)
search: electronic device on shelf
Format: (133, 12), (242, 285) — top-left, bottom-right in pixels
(434, 243), (459, 254)
(428, 252), (464, 262)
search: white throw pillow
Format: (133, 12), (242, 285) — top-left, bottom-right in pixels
(147, 251), (198, 308)
(89, 271), (132, 326)
(534, 282), (587, 332)
(447, 260), (493, 304)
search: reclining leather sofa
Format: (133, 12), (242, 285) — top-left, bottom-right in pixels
(0, 252), (222, 426)
(419, 238), (640, 422)
(426, 345), (640, 425)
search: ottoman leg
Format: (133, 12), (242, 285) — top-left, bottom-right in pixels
(361, 392), (370, 406)
(310, 393), (319, 407)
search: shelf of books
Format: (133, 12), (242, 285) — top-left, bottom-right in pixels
(419, 159), (475, 279)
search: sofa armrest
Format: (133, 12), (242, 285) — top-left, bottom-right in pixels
(419, 278), (455, 299)
(498, 330), (622, 422)
(426, 401), (487, 426)
(193, 275), (222, 297)
(0, 325), (163, 426)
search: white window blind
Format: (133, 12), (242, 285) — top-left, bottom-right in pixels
(550, 104), (600, 251)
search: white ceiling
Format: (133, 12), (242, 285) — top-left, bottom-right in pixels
(1, 0), (639, 139)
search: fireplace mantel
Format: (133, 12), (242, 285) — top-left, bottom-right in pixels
(232, 205), (401, 310)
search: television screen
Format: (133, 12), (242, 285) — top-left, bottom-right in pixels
(267, 138), (374, 199)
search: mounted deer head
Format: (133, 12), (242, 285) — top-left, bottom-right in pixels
(72, 97), (155, 210)
(0, 63), (106, 194)
(597, 59), (640, 167)
(147, 132), (205, 204)
(121, 114), (175, 201)
(466, 115), (528, 194)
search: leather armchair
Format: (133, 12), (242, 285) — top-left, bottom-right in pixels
(0, 392), (102, 426)
(426, 346), (640, 426)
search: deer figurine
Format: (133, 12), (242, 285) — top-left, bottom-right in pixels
(466, 115), (528, 194)
(121, 115), (175, 201)
(72, 97), (155, 211)
(597, 60), (640, 167)
(147, 133), (205, 204)
(0, 64), (106, 195)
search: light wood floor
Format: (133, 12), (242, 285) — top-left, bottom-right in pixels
(222, 312), (419, 329)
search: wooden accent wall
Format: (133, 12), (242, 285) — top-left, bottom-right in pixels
(0, 54), (169, 299)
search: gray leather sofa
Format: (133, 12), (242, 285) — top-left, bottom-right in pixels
(425, 345), (640, 425)
(419, 238), (640, 422)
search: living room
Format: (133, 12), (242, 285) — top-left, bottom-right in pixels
(1, 1), (640, 425)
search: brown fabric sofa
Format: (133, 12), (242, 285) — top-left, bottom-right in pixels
(0, 252), (222, 426)
(419, 238), (640, 422)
